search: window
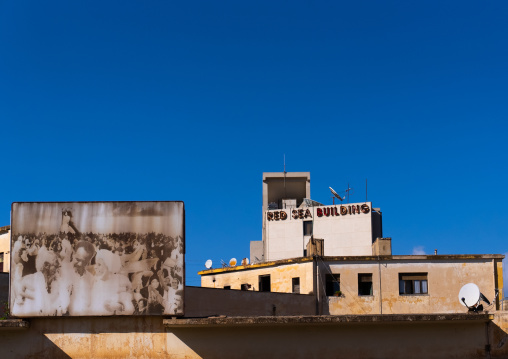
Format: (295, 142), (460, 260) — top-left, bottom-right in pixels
(399, 273), (428, 295)
(303, 221), (313, 236)
(292, 277), (300, 294)
(259, 275), (271, 292)
(224, 286), (231, 290)
(0, 252), (3, 272)
(326, 274), (340, 296)
(241, 284), (251, 291)
(358, 273), (373, 296)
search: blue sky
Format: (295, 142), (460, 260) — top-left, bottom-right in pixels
(1, 1), (507, 288)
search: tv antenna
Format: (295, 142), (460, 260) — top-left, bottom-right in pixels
(458, 283), (491, 313)
(220, 259), (228, 268)
(205, 259), (212, 269)
(329, 187), (344, 205)
(283, 154), (287, 199)
(345, 184), (353, 203)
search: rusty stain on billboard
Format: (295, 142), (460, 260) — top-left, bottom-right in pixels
(10, 201), (184, 317)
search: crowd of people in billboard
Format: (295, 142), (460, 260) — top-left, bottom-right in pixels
(11, 210), (184, 317)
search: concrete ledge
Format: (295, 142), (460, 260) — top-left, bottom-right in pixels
(199, 254), (504, 275)
(0, 319), (30, 330)
(164, 313), (492, 328)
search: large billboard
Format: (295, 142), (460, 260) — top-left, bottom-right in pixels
(10, 201), (184, 317)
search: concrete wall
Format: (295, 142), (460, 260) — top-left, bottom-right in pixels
(2, 313), (508, 358)
(201, 260), (315, 294)
(185, 286), (315, 317)
(264, 203), (375, 261)
(0, 229), (10, 273)
(202, 255), (504, 315)
(320, 257), (502, 315)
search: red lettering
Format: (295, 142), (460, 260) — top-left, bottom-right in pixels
(317, 208), (323, 217)
(361, 204), (370, 214)
(305, 209), (312, 218)
(280, 211), (287, 220)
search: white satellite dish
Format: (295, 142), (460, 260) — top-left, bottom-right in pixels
(241, 258), (250, 266)
(205, 259), (212, 269)
(458, 283), (480, 307)
(229, 258), (237, 266)
(329, 187), (344, 202)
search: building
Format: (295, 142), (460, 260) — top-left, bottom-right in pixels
(200, 172), (504, 315)
(0, 173), (507, 358)
(0, 226), (10, 273)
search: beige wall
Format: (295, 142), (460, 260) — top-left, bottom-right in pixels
(2, 313), (508, 358)
(322, 257), (502, 315)
(0, 229), (10, 273)
(202, 256), (504, 315)
(201, 260), (315, 294)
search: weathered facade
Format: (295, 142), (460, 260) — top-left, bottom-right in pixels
(200, 254), (504, 315)
(2, 312), (508, 358)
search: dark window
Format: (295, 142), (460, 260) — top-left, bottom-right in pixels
(0, 252), (3, 272)
(303, 221), (313, 236)
(399, 273), (428, 295)
(241, 284), (251, 291)
(224, 286), (231, 290)
(358, 273), (373, 296)
(326, 274), (340, 296)
(259, 275), (271, 292)
(292, 277), (300, 294)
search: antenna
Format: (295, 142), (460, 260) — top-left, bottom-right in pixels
(229, 258), (237, 267)
(458, 283), (490, 312)
(365, 179), (368, 202)
(220, 259), (227, 268)
(345, 184), (353, 203)
(205, 259), (212, 269)
(283, 154), (287, 199)
(329, 187), (344, 205)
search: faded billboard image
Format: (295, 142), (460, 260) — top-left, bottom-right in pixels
(10, 202), (184, 317)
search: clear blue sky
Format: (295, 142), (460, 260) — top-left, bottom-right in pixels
(1, 1), (507, 287)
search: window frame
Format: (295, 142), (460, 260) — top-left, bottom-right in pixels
(325, 274), (341, 297)
(358, 273), (373, 296)
(398, 273), (428, 295)
(259, 275), (271, 292)
(292, 277), (300, 294)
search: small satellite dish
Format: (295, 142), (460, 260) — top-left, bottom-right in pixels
(329, 187), (344, 202)
(241, 258), (250, 266)
(229, 258), (237, 266)
(205, 259), (212, 269)
(459, 283), (480, 307)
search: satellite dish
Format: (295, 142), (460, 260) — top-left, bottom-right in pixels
(229, 258), (237, 266)
(205, 259), (212, 269)
(459, 283), (480, 307)
(329, 187), (344, 201)
(241, 258), (250, 266)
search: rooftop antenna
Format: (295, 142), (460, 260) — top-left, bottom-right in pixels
(329, 187), (344, 205)
(283, 154), (287, 199)
(220, 259), (228, 268)
(458, 283), (491, 313)
(345, 183), (353, 204)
